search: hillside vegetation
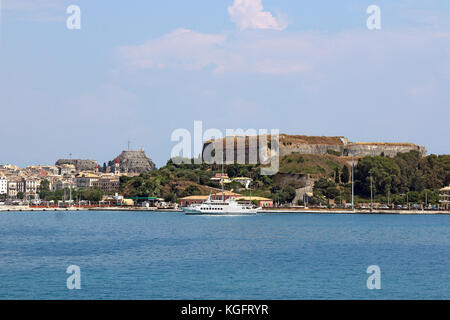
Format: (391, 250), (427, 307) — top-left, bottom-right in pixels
(119, 151), (450, 206)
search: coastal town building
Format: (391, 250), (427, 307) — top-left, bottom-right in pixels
(58, 164), (76, 176)
(440, 186), (450, 210)
(52, 179), (76, 191)
(232, 177), (252, 189)
(211, 190), (241, 201)
(0, 149), (158, 203)
(210, 173), (231, 184)
(75, 173), (99, 189)
(6, 178), (42, 198)
(92, 177), (120, 193)
(26, 165), (59, 177)
(210, 175), (253, 189)
(24, 179), (40, 196)
(179, 195), (210, 207)
(236, 196), (273, 207)
(0, 176), (7, 195)
(7, 181), (18, 198)
(17, 180), (25, 195)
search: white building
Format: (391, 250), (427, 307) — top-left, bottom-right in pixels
(52, 179), (76, 191)
(13, 178), (40, 197)
(25, 179), (40, 196)
(0, 176), (7, 195)
(232, 177), (253, 189)
(58, 164), (76, 176)
(440, 186), (450, 210)
(75, 174), (98, 189)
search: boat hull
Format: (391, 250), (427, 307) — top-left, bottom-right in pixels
(182, 207), (259, 215)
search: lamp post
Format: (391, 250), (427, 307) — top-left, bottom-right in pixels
(351, 152), (354, 212)
(370, 174), (373, 213)
(407, 192), (409, 209)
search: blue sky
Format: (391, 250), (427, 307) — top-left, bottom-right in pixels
(1, 0), (449, 167)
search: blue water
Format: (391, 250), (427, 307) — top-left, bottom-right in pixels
(0, 211), (448, 299)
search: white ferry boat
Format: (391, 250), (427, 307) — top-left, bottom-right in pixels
(182, 163), (260, 215)
(182, 195), (261, 215)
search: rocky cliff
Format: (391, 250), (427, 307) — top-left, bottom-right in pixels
(55, 159), (98, 171)
(113, 149), (156, 173)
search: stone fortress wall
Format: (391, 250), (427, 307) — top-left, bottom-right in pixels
(55, 159), (98, 171)
(344, 142), (427, 157)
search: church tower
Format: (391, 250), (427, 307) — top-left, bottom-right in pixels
(114, 158), (120, 175)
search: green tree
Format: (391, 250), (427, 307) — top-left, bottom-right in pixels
(325, 186), (339, 199)
(180, 185), (200, 197)
(164, 192), (176, 203)
(280, 186), (296, 204)
(355, 156), (401, 197)
(79, 188), (103, 202)
(39, 179), (51, 200)
(340, 165), (350, 184)
(334, 167), (340, 184)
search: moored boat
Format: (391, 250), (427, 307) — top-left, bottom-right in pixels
(182, 195), (260, 215)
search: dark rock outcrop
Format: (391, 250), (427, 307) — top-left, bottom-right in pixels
(55, 159), (98, 171)
(113, 149), (156, 173)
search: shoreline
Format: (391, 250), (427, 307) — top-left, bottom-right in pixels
(1, 206), (449, 215)
(260, 208), (450, 215)
(0, 206), (181, 212)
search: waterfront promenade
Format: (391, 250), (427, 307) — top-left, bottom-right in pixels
(261, 208), (450, 215)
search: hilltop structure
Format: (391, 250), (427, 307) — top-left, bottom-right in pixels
(202, 134), (427, 163)
(55, 159), (98, 171)
(110, 149), (156, 174)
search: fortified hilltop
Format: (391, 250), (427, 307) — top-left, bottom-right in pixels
(55, 159), (98, 171)
(111, 149), (156, 173)
(202, 134), (426, 162)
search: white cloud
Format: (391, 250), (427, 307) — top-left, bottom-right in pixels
(118, 28), (450, 77)
(0, 0), (67, 21)
(1, 0), (60, 11)
(227, 0), (286, 31)
(118, 28), (314, 75)
(118, 28), (227, 71)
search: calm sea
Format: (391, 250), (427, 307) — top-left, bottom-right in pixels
(0, 211), (448, 299)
